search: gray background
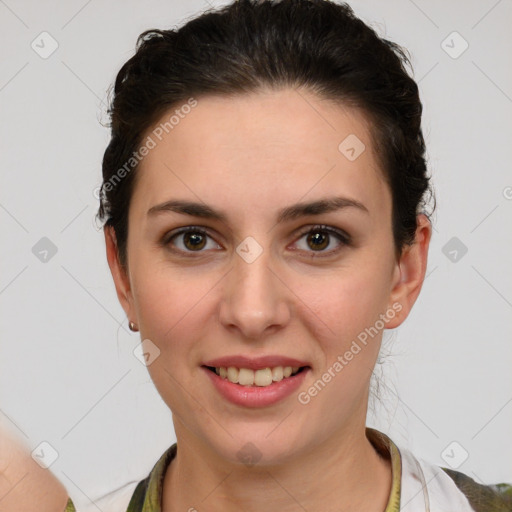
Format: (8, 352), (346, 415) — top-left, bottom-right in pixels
(1, 0), (511, 509)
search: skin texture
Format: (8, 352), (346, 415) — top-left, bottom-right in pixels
(0, 425), (69, 512)
(105, 87), (432, 511)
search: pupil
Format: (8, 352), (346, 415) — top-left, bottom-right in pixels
(308, 231), (328, 250)
(185, 232), (205, 250)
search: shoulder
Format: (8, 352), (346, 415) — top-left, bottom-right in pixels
(65, 481), (139, 512)
(393, 436), (512, 512)
(441, 467), (512, 512)
(65, 443), (177, 512)
(125, 443), (177, 511)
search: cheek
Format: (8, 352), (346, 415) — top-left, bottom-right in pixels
(291, 254), (393, 373)
(131, 268), (214, 409)
(131, 265), (217, 353)
(303, 265), (391, 337)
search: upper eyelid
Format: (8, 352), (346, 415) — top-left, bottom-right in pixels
(295, 224), (350, 240)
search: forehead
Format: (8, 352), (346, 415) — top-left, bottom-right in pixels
(131, 88), (390, 223)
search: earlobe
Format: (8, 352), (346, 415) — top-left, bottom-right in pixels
(385, 214), (432, 329)
(104, 226), (135, 321)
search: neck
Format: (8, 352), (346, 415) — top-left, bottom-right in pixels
(162, 422), (392, 512)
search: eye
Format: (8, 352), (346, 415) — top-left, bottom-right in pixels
(292, 224), (351, 256)
(162, 226), (221, 254)
(161, 224), (351, 257)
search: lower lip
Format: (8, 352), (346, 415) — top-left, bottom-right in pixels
(201, 366), (310, 408)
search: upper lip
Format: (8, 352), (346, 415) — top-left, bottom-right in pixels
(202, 355), (311, 371)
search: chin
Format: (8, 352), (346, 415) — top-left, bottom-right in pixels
(203, 427), (306, 468)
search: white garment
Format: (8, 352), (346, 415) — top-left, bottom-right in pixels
(76, 480), (139, 512)
(399, 445), (475, 511)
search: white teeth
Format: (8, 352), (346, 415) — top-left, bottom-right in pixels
(254, 368), (272, 386)
(271, 366), (284, 382)
(213, 365), (302, 387)
(227, 366), (239, 383)
(238, 368), (254, 386)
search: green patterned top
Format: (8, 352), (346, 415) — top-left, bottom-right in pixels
(64, 428), (512, 511)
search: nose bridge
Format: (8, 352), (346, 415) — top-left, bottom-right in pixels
(219, 237), (290, 338)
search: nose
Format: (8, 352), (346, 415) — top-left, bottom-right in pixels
(218, 245), (291, 340)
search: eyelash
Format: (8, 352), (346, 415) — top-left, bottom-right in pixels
(161, 224), (351, 258)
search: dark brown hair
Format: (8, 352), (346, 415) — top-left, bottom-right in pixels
(98, 0), (435, 269)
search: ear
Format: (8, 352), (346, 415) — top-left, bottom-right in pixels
(385, 214), (432, 329)
(104, 225), (136, 323)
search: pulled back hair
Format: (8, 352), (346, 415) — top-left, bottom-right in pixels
(98, 0), (435, 269)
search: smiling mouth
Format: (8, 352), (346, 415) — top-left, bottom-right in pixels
(203, 365), (309, 387)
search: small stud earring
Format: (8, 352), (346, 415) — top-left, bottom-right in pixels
(128, 321), (139, 332)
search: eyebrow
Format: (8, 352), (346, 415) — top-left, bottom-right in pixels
(147, 196), (369, 223)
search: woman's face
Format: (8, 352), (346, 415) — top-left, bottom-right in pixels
(106, 87), (430, 465)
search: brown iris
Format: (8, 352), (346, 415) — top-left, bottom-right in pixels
(183, 232), (207, 251)
(306, 230), (329, 251)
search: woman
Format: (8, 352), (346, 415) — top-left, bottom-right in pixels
(2, 0), (510, 510)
